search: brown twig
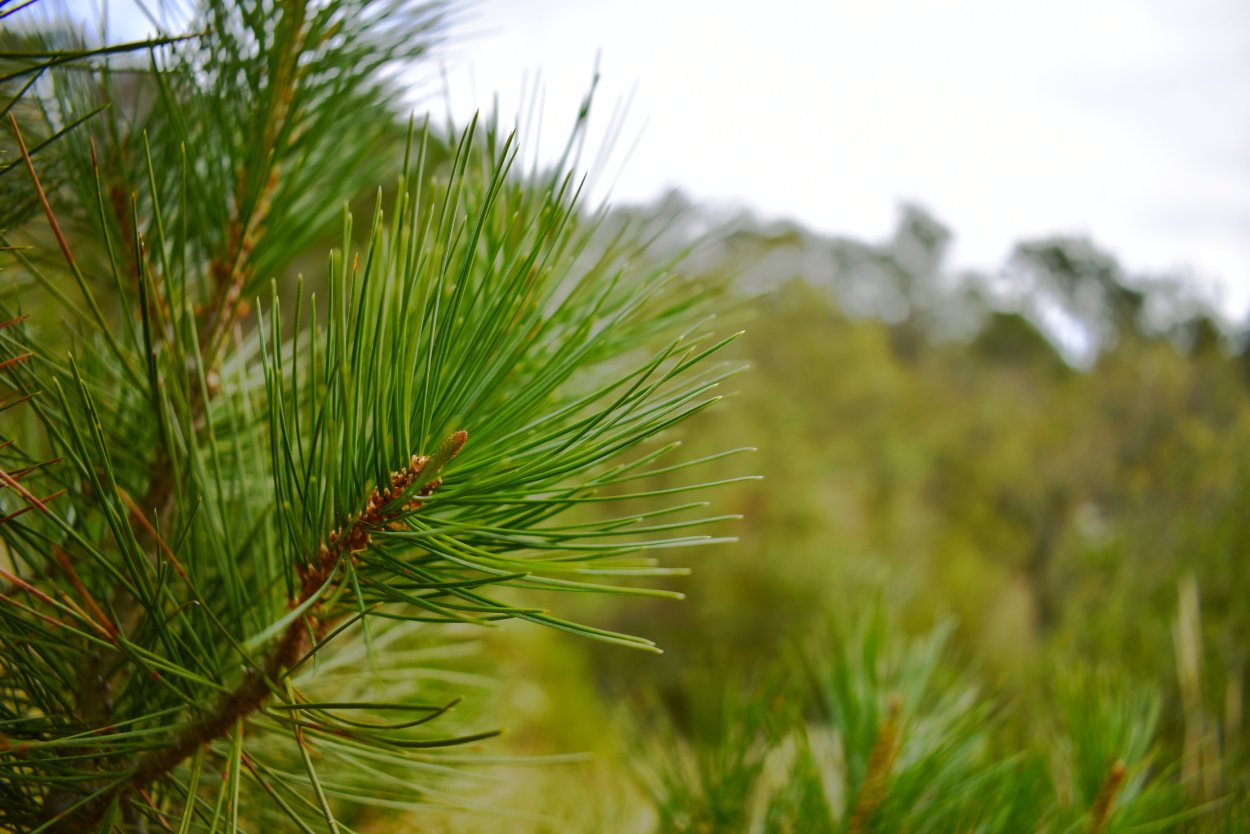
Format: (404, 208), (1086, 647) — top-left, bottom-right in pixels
(0, 464), (65, 517)
(118, 3), (310, 566)
(51, 546), (119, 640)
(197, 5), (307, 371)
(0, 314), (31, 330)
(54, 433), (466, 832)
(848, 695), (903, 834)
(117, 487), (189, 582)
(7, 113), (78, 269)
(1089, 759), (1127, 834)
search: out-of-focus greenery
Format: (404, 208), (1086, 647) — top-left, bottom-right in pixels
(472, 199), (1250, 832)
(568, 201), (1246, 675)
(624, 606), (1246, 833)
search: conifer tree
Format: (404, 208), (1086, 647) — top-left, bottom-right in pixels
(0, 2), (743, 830)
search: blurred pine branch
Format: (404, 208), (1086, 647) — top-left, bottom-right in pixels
(630, 606), (1246, 834)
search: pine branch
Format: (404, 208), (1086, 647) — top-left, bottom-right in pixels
(8, 9), (449, 824)
(50, 433), (465, 831)
(196, 0), (309, 370)
(1, 4), (741, 828)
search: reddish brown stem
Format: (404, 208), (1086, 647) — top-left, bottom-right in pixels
(53, 546), (119, 640)
(7, 113), (78, 268)
(1089, 759), (1127, 834)
(848, 695), (903, 834)
(55, 438), (465, 832)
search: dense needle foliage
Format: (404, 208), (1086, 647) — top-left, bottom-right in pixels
(1, 1), (742, 830)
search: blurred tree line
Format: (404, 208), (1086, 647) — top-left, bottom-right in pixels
(566, 195), (1249, 802)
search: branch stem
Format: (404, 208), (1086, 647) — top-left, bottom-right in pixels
(54, 436), (465, 831)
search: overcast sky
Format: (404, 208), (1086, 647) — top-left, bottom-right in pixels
(72, 0), (1250, 318)
(431, 0), (1250, 318)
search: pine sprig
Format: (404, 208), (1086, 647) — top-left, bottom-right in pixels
(0, 2), (743, 830)
(256, 115), (742, 654)
(629, 608), (1221, 834)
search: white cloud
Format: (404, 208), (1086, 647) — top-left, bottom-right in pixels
(52, 0), (1250, 317)
(433, 0), (1250, 316)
